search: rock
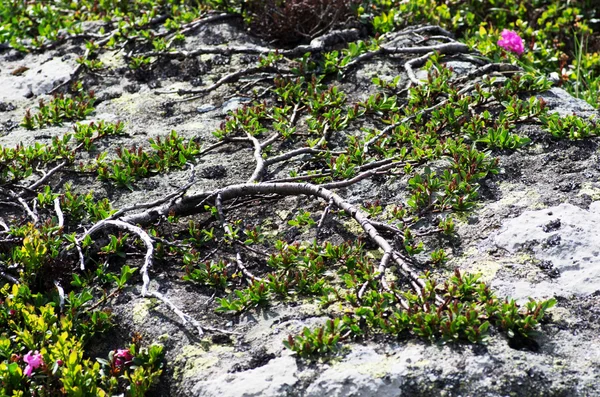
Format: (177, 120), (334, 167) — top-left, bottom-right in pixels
(0, 56), (74, 101)
(221, 97), (252, 115)
(0, 101), (16, 112)
(197, 103), (217, 114)
(191, 355), (298, 397)
(537, 87), (598, 118)
(493, 202), (600, 300)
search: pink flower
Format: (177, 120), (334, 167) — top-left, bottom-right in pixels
(114, 349), (133, 367)
(497, 29), (525, 56)
(23, 351), (43, 377)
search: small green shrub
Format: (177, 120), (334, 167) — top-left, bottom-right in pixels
(21, 83), (96, 130)
(0, 283), (163, 396)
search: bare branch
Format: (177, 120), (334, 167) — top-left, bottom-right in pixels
(26, 161), (68, 191)
(54, 197), (64, 229)
(404, 51), (433, 85)
(121, 182), (424, 290)
(18, 197), (39, 224)
(246, 133), (266, 183)
(316, 197), (334, 240)
(381, 41), (470, 55)
(55, 281), (65, 312)
(0, 264), (19, 284)
(216, 193), (263, 282)
(148, 290), (204, 336)
(0, 218), (9, 232)
(78, 219), (154, 296)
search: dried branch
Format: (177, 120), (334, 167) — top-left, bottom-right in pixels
(27, 161), (68, 191)
(0, 218), (9, 232)
(78, 220), (153, 296)
(316, 197), (334, 240)
(404, 51), (433, 85)
(148, 290), (205, 336)
(246, 133), (266, 183)
(120, 182), (424, 290)
(54, 197), (64, 229)
(216, 193), (263, 282)
(18, 197), (39, 224)
(143, 28), (359, 60)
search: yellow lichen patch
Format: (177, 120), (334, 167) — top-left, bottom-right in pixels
(546, 306), (572, 324)
(109, 93), (143, 115)
(354, 358), (394, 378)
(496, 182), (542, 208)
(324, 356), (394, 379)
(342, 219), (364, 235)
(109, 92), (162, 116)
(98, 50), (123, 69)
(578, 182), (600, 200)
(463, 260), (502, 282)
(413, 359), (431, 367)
(366, 248), (384, 261)
(132, 298), (159, 325)
(174, 344), (234, 379)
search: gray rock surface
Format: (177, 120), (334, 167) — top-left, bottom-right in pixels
(493, 202), (600, 299)
(0, 56), (75, 101)
(192, 355), (298, 397)
(537, 86), (598, 118)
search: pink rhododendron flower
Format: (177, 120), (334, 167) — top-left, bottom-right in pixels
(497, 29), (524, 56)
(23, 351), (43, 377)
(114, 349), (133, 367)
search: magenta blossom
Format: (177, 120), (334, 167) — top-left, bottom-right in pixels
(497, 29), (525, 56)
(114, 349), (133, 367)
(23, 351), (44, 377)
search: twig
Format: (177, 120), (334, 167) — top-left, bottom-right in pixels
(55, 281), (65, 312)
(358, 251), (391, 300)
(454, 62), (522, 85)
(147, 290), (205, 336)
(18, 197), (39, 224)
(235, 240), (270, 257)
(109, 177), (196, 220)
(0, 218), (9, 232)
(316, 198), (334, 240)
(78, 220), (154, 296)
(320, 161), (400, 189)
(27, 161), (68, 191)
(144, 28), (359, 60)
(246, 132), (265, 183)
(260, 132), (281, 149)
(381, 41), (470, 55)
(216, 193), (263, 282)
(0, 265), (19, 284)
(122, 182), (425, 291)
(363, 122), (402, 153)
(173, 66), (282, 101)
(54, 197), (64, 229)
(159, 12), (235, 39)
(404, 51), (433, 85)
(264, 147), (332, 166)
